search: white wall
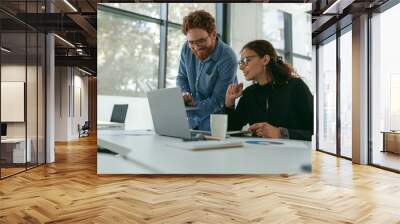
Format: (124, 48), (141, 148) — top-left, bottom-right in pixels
(72, 74), (89, 137)
(55, 67), (69, 141)
(55, 67), (89, 141)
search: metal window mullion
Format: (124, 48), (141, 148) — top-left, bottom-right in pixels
(336, 30), (341, 157)
(158, 4), (168, 89)
(68, 69), (71, 118)
(367, 11), (373, 165)
(36, 3), (39, 166)
(374, 0), (400, 13)
(316, 45), (320, 150)
(25, 1), (28, 171)
(216, 3), (222, 34)
(276, 49), (285, 57)
(44, 16), (47, 164)
(98, 4), (163, 25)
(168, 22), (181, 29)
(0, 23), (2, 179)
(216, 3), (226, 41)
(224, 3), (231, 44)
(283, 12), (293, 65)
(292, 53), (312, 60)
(72, 68), (75, 118)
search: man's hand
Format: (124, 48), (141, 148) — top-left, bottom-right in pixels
(225, 83), (243, 108)
(183, 92), (196, 106)
(249, 122), (281, 139)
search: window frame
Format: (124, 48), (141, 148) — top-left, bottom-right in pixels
(97, 3), (219, 89)
(315, 24), (353, 159)
(368, 0), (400, 173)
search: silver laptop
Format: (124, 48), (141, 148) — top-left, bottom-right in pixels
(147, 87), (251, 140)
(147, 87), (195, 140)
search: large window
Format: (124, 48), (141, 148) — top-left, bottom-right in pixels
(292, 5), (313, 92)
(230, 3), (313, 91)
(371, 3), (400, 171)
(97, 3), (216, 130)
(166, 3), (216, 88)
(168, 3), (216, 24)
(101, 3), (161, 19)
(98, 9), (160, 97)
(292, 9), (312, 58)
(293, 57), (313, 92)
(340, 28), (352, 158)
(318, 37), (337, 155)
(261, 8), (285, 50)
(166, 27), (185, 88)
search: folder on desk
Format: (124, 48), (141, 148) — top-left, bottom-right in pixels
(167, 140), (243, 150)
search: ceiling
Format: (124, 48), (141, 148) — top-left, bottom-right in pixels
(0, 0), (394, 75)
(310, 0), (390, 43)
(0, 0), (97, 75)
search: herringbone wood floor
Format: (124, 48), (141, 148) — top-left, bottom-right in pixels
(1, 135), (400, 224)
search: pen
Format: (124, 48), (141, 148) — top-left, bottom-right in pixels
(204, 135), (224, 141)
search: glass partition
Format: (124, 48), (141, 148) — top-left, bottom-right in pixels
(0, 1), (46, 179)
(1, 30), (27, 177)
(27, 31), (38, 169)
(38, 33), (45, 165)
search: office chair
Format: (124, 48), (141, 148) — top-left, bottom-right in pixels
(110, 104), (128, 123)
(79, 121), (90, 138)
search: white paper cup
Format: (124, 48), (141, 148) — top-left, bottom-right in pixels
(210, 114), (228, 139)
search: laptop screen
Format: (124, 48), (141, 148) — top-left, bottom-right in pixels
(110, 104), (128, 123)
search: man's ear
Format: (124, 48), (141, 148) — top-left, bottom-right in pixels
(263, 55), (270, 65)
(211, 30), (217, 39)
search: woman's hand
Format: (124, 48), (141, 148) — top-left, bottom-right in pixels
(225, 83), (243, 108)
(249, 122), (281, 138)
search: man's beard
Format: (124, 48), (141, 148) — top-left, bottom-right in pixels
(192, 46), (213, 60)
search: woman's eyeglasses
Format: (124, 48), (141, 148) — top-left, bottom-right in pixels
(238, 56), (258, 66)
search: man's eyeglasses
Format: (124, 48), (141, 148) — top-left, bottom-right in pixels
(188, 35), (210, 47)
(238, 56), (258, 66)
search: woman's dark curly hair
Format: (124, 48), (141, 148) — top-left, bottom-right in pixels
(241, 40), (297, 85)
(182, 10), (216, 35)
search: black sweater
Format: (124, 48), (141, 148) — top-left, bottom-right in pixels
(224, 78), (313, 141)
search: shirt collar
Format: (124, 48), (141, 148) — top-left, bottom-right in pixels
(202, 37), (222, 63)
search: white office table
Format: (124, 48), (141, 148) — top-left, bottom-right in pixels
(97, 130), (311, 174)
(97, 121), (125, 130)
(1, 138), (32, 163)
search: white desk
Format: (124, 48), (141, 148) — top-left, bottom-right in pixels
(1, 138), (31, 163)
(97, 121), (125, 130)
(97, 130), (311, 174)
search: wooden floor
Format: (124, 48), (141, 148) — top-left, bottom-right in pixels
(0, 167), (26, 178)
(1, 135), (400, 223)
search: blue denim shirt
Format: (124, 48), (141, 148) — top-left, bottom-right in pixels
(176, 38), (238, 131)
